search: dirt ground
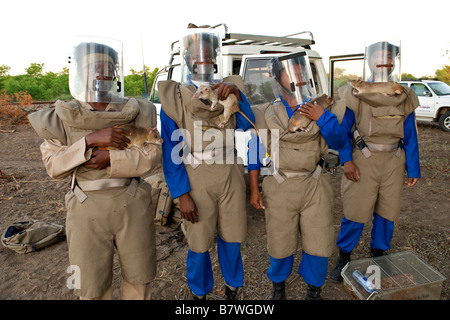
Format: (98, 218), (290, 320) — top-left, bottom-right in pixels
(0, 116), (448, 301)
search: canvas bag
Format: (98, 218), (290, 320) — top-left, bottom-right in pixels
(1, 220), (65, 254)
(145, 173), (173, 226)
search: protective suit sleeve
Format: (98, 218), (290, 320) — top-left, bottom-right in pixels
(40, 138), (92, 179)
(160, 108), (191, 199)
(334, 108), (355, 165)
(235, 92), (256, 131)
(316, 108), (354, 151)
(403, 112), (421, 178)
(107, 144), (162, 178)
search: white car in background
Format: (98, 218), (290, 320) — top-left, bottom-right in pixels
(399, 80), (450, 132)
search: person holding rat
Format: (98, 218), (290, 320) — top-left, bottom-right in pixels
(158, 26), (255, 300)
(329, 40), (421, 283)
(28, 37), (161, 299)
(247, 52), (353, 300)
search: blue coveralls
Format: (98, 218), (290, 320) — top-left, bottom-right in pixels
(247, 99), (352, 287)
(160, 86), (255, 296)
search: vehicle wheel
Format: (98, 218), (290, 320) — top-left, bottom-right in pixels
(438, 111), (450, 132)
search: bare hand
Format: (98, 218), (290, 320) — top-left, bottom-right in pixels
(211, 82), (242, 101)
(404, 177), (419, 187)
(85, 126), (131, 150)
(178, 193), (199, 223)
(250, 189), (265, 210)
(344, 160), (360, 182)
(299, 101), (325, 121)
(83, 150), (111, 169)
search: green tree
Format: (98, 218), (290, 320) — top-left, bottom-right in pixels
(0, 65), (11, 77)
(124, 66), (159, 97)
(401, 73), (417, 80)
(435, 65), (450, 85)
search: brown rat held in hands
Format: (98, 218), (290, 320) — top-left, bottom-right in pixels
(98, 124), (163, 156)
(193, 84), (262, 140)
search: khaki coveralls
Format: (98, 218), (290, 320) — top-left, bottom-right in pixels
(338, 85), (419, 223)
(28, 98), (162, 299)
(158, 76), (247, 253)
(252, 101), (346, 259)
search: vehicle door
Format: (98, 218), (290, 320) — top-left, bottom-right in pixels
(328, 54), (365, 101)
(410, 82), (435, 118)
(150, 65), (181, 132)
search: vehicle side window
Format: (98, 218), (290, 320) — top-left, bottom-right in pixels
(150, 73), (166, 104)
(310, 62), (320, 95)
(170, 65), (181, 83)
(242, 58), (276, 105)
(411, 83), (430, 97)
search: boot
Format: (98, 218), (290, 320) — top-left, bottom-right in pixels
(305, 284), (322, 300)
(224, 284), (239, 300)
(330, 249), (351, 283)
(269, 281), (286, 300)
(191, 291), (206, 300)
(370, 248), (385, 257)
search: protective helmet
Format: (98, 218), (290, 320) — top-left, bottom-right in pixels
(267, 52), (316, 107)
(69, 36), (124, 103)
(180, 28), (222, 86)
(364, 39), (401, 82)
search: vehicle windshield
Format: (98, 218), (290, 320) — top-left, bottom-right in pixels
(428, 82), (450, 96)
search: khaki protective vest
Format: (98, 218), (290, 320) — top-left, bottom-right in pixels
(253, 101), (329, 174)
(158, 76), (244, 163)
(28, 97), (157, 183)
(339, 85), (419, 145)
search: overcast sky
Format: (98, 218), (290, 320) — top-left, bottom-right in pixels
(1, 0), (448, 77)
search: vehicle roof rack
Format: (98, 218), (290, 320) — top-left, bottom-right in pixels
(170, 25), (315, 54)
(168, 24), (315, 64)
(222, 32), (315, 48)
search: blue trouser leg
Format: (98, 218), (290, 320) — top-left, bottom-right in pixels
(267, 255), (294, 283)
(370, 212), (394, 251)
(267, 252), (328, 287)
(336, 217), (364, 253)
(336, 213), (395, 253)
(186, 249), (213, 296)
(298, 251), (328, 287)
(217, 235), (244, 288)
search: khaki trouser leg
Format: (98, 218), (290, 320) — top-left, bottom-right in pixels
(80, 287), (113, 300)
(121, 278), (151, 300)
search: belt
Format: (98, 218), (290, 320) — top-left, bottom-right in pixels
(273, 158), (324, 184)
(70, 168), (139, 203)
(353, 130), (402, 158)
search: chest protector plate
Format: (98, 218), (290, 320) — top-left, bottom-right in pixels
(260, 102), (327, 173)
(339, 85), (418, 145)
(159, 80), (237, 156)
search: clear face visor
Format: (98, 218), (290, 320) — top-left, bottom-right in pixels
(364, 40), (401, 83)
(269, 53), (316, 106)
(69, 37), (124, 103)
(180, 29), (222, 85)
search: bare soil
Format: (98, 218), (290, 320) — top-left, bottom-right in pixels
(0, 118), (448, 301)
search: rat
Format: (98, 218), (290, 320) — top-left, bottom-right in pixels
(348, 79), (404, 96)
(98, 124), (163, 156)
(278, 94), (334, 140)
(193, 84), (262, 140)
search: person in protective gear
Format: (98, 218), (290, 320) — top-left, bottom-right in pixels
(158, 27), (255, 300)
(330, 40), (420, 283)
(247, 52), (353, 300)
(27, 37), (162, 299)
